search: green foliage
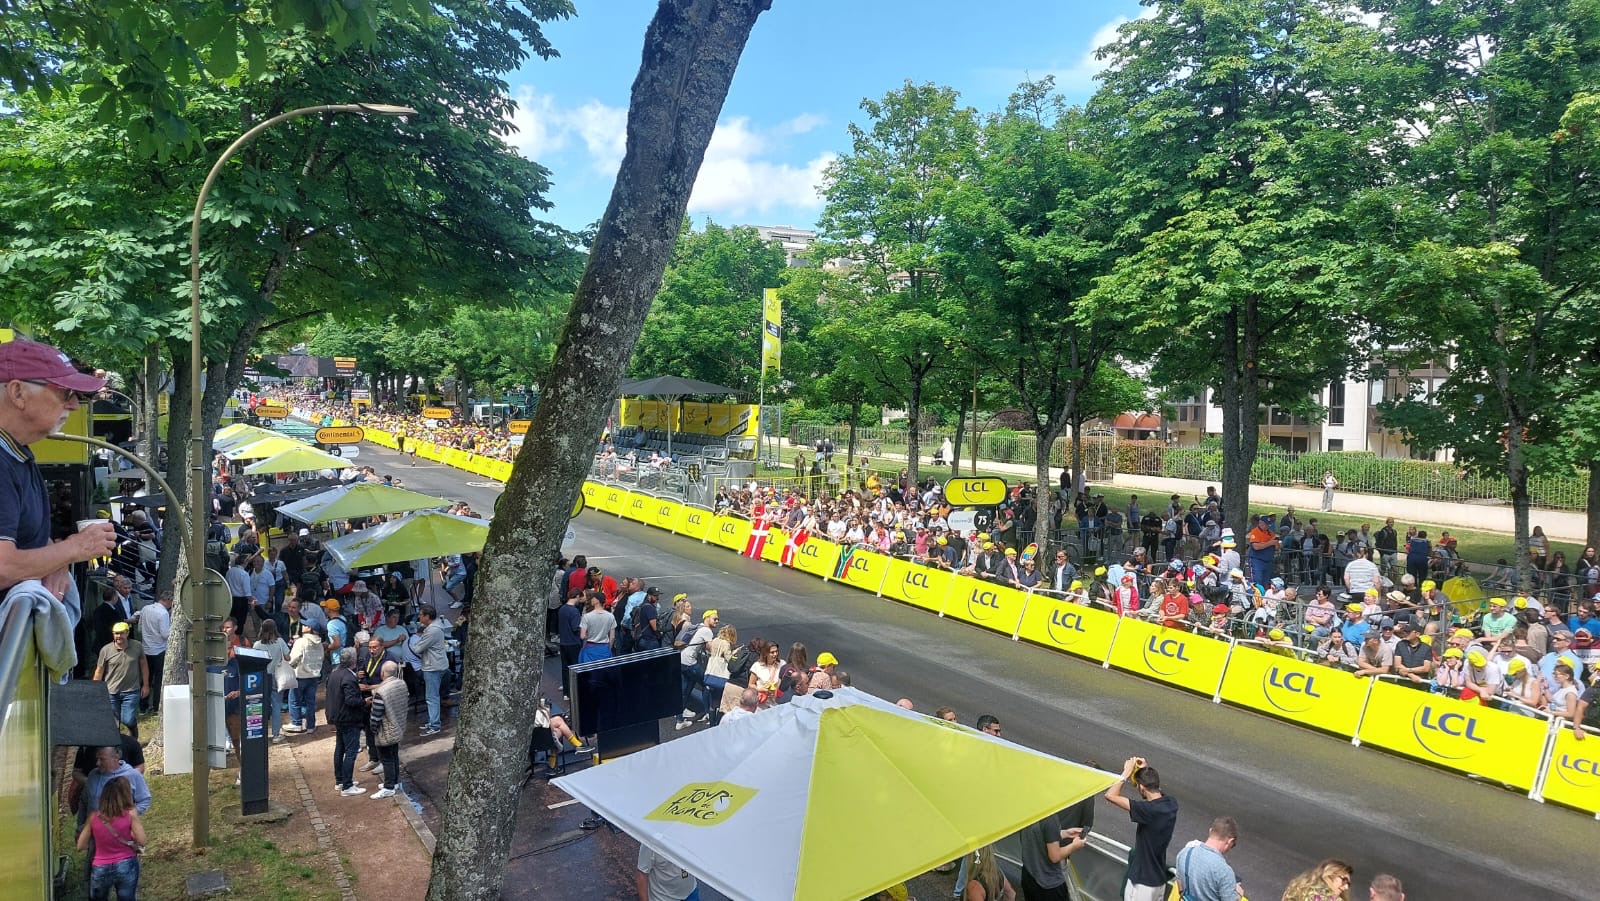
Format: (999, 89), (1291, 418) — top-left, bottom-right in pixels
(629, 220), (791, 395)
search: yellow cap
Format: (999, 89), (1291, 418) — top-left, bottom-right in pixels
(673, 593), (689, 603)
(1452, 628), (1473, 640)
(1095, 566), (1107, 576)
(1467, 649), (1487, 666)
(1443, 647), (1463, 659)
(1346, 603), (1362, 612)
(1004, 547), (1017, 556)
(1513, 596), (1528, 609)
(702, 609), (718, 620)
(1069, 580), (1083, 590)
(1268, 628), (1285, 641)
(111, 621), (130, 633)
(1507, 657), (1527, 675)
(1365, 587), (1379, 596)
(1422, 580), (1437, 590)
(936, 537), (947, 546)
(1489, 597), (1507, 607)
(977, 533), (989, 540)
(1420, 635), (1433, 646)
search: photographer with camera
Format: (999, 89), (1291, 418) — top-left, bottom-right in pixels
(1105, 756), (1178, 901)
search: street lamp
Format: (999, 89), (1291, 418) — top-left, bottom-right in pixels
(186, 102), (414, 847)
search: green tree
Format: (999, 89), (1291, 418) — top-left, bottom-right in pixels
(816, 81), (978, 487)
(1086, 0), (1384, 529)
(629, 220), (790, 394)
(1357, 1), (1600, 582)
(942, 77), (1119, 552)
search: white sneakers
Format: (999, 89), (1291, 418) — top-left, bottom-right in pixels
(371, 788), (397, 800)
(340, 785), (367, 797)
(362, 761), (383, 773)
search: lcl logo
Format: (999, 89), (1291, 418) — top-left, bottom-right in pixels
(1411, 705), (1487, 760)
(1556, 753), (1600, 789)
(657, 504), (674, 519)
(800, 542), (820, 558)
(902, 570), (932, 599)
(1262, 666), (1321, 714)
(719, 521), (737, 536)
(967, 588), (1001, 621)
(1045, 608), (1086, 646)
(1142, 635), (1191, 676)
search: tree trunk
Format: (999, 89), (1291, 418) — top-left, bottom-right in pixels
(1035, 424), (1063, 558)
(158, 344), (193, 688)
(1217, 304), (1260, 531)
(1507, 427), (1532, 591)
(1588, 459), (1600, 554)
(906, 375), (923, 489)
(1070, 423), (1083, 492)
(846, 399), (860, 467)
(951, 390), (968, 478)
(425, 3), (772, 899)
(136, 345), (161, 462)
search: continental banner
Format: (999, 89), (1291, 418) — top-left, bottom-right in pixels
(676, 505), (713, 542)
(1106, 618), (1230, 696)
(622, 492), (652, 524)
(790, 537), (841, 580)
(650, 498), (683, 532)
(940, 575), (1028, 636)
(837, 549), (892, 594)
(1356, 680), (1547, 790)
(1540, 728), (1600, 815)
(599, 485), (628, 515)
(881, 558), (953, 614)
(1218, 644), (1369, 737)
(708, 514), (752, 553)
(1015, 596), (1120, 663)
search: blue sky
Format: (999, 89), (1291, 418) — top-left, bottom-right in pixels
(506, 1), (1148, 234)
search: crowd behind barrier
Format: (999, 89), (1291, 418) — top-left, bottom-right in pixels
(286, 404), (1600, 820)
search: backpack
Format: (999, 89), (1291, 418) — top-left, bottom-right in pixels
(629, 604), (655, 643)
(726, 644), (755, 686)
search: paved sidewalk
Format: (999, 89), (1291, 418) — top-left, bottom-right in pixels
(282, 726), (431, 901)
(775, 437), (1589, 542)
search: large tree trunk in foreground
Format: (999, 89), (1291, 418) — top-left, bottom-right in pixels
(425, 3), (772, 899)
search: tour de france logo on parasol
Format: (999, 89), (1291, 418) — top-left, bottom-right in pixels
(645, 782), (758, 827)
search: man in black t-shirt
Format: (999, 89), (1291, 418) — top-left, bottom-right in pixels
(1105, 756), (1179, 901)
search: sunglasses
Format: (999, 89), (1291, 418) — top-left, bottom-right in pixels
(22, 379), (93, 403)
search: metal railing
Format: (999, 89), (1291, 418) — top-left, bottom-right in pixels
(0, 594), (54, 899)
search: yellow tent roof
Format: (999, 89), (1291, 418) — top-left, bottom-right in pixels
(225, 434), (307, 460)
(242, 445), (353, 474)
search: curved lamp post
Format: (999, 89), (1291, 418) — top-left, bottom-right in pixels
(186, 102), (414, 847)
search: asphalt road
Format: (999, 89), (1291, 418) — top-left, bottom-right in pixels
(356, 440), (1594, 901)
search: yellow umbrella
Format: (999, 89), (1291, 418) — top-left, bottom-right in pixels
(226, 434), (307, 460)
(214, 426), (279, 452)
(242, 445), (353, 474)
(276, 482), (448, 525)
(320, 511), (486, 568)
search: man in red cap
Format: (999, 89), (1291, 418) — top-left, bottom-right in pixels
(0, 339), (118, 599)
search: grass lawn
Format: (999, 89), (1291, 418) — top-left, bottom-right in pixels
(56, 733), (343, 901)
(780, 449), (1586, 569)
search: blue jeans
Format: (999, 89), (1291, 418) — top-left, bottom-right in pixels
(423, 669), (445, 729)
(89, 855), (140, 901)
(334, 724), (362, 788)
(110, 690), (140, 734)
(268, 687), (285, 737)
(291, 677), (318, 729)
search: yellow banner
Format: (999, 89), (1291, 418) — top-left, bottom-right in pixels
(880, 558), (953, 613)
(761, 526), (787, 564)
(838, 549), (892, 593)
(709, 514), (752, 553)
(762, 287), (781, 374)
(599, 485), (627, 515)
(1105, 618), (1231, 695)
(944, 477), (1007, 506)
(726, 403), (759, 438)
(790, 536), (841, 579)
(1355, 680), (1547, 789)
(582, 481), (601, 508)
(1014, 596), (1120, 663)
(650, 498), (682, 532)
(676, 505), (712, 542)
(1217, 644), (1369, 737)
(623, 492), (652, 523)
(941, 575), (1028, 635)
(1541, 728), (1600, 815)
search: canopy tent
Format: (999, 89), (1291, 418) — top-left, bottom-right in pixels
(276, 482), (448, 525)
(213, 425), (280, 452)
(224, 434), (307, 460)
(553, 688), (1117, 901)
(320, 510), (487, 569)
(242, 445), (353, 475)
(617, 375), (740, 457)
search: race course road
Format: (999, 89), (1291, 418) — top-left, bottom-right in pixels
(358, 441), (1593, 900)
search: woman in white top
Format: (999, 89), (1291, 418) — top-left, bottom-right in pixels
(1549, 663), (1582, 727)
(252, 619), (291, 741)
(747, 639), (782, 705)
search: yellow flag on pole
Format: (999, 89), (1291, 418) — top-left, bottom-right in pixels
(761, 287), (782, 374)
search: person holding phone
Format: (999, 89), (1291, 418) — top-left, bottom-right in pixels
(1105, 756), (1179, 901)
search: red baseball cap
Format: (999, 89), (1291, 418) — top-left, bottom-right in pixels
(0, 340), (106, 392)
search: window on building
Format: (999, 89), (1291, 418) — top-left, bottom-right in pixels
(1328, 382), (1345, 426)
(1327, 438), (1344, 452)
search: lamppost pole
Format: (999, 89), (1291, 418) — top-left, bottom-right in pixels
(186, 102), (414, 848)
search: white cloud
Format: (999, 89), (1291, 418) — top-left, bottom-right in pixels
(502, 87), (567, 159)
(499, 87), (627, 174)
(686, 117), (833, 219)
(982, 8), (1156, 97)
(568, 100), (628, 174)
